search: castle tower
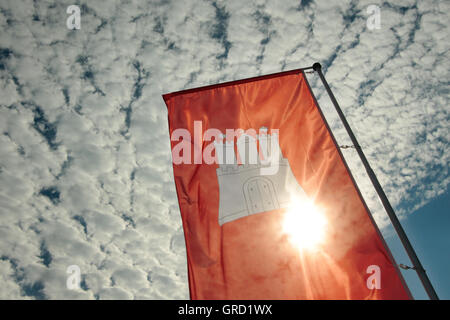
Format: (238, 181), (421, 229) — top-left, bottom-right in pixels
(215, 128), (307, 226)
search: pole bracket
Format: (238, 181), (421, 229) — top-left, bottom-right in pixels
(339, 145), (360, 149)
(399, 264), (426, 273)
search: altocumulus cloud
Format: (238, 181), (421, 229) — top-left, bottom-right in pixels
(0, 0), (448, 299)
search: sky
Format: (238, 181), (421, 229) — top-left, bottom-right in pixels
(0, 0), (448, 299)
(384, 192), (450, 299)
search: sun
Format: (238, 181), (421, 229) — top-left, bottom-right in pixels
(282, 196), (327, 251)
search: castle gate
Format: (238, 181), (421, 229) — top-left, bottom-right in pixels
(243, 177), (280, 215)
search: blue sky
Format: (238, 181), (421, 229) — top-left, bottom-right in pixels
(385, 192), (450, 299)
(0, 0), (448, 299)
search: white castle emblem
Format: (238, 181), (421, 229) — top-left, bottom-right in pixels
(214, 127), (307, 226)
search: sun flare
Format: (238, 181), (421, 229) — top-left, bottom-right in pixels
(282, 196), (327, 251)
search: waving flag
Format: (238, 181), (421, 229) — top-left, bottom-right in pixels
(162, 69), (411, 299)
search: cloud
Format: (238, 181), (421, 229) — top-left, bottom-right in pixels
(0, 0), (447, 299)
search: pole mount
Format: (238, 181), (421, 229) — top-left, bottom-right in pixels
(312, 62), (322, 71)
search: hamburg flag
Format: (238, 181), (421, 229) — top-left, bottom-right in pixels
(162, 69), (411, 299)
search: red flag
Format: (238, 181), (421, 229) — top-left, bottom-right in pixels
(163, 69), (411, 300)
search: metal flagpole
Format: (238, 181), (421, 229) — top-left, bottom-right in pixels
(311, 62), (439, 300)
